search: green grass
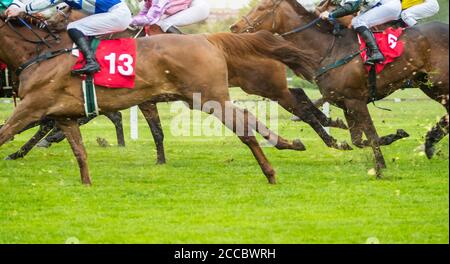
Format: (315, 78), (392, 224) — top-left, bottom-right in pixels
(0, 89), (448, 244)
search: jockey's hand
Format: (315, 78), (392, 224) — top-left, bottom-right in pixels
(5, 6), (24, 18)
(320, 11), (330, 20)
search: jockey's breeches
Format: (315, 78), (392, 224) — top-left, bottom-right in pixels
(67, 2), (132, 36)
(351, 0), (402, 29)
(156, 0), (210, 32)
(401, 0), (440, 27)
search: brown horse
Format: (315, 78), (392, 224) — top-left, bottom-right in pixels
(231, 0), (449, 176)
(0, 11), (318, 185)
(4, 7), (352, 164)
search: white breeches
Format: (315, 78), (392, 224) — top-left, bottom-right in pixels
(401, 0), (440, 27)
(352, 0), (402, 28)
(67, 2), (132, 36)
(156, 0), (210, 32)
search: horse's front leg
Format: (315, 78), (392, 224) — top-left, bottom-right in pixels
(55, 118), (91, 185)
(344, 99), (386, 178)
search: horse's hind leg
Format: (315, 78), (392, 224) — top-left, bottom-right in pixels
(5, 120), (55, 160)
(104, 111), (125, 147)
(289, 88), (348, 129)
(56, 118), (91, 185)
(0, 100), (47, 147)
(139, 102), (166, 164)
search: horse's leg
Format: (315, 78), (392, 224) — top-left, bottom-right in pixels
(210, 102), (277, 184)
(104, 112), (125, 147)
(5, 120), (55, 160)
(345, 99), (386, 177)
(343, 106), (410, 147)
(420, 84), (449, 159)
(272, 89), (352, 150)
(289, 88), (348, 129)
(55, 118), (91, 185)
(138, 102), (166, 164)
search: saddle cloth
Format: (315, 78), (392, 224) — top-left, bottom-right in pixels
(0, 61), (6, 71)
(72, 38), (137, 89)
(358, 27), (405, 74)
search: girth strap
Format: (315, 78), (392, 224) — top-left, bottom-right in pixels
(315, 48), (365, 78)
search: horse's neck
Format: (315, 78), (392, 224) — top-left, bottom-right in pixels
(0, 23), (72, 70)
(278, 18), (335, 79)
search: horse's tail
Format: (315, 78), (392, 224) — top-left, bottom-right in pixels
(205, 30), (315, 77)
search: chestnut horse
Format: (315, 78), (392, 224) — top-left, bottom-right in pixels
(3, 7), (352, 164)
(0, 12), (315, 185)
(231, 0), (449, 176)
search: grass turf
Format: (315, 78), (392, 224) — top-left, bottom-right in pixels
(0, 89), (448, 244)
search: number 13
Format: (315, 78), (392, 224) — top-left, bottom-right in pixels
(104, 53), (134, 76)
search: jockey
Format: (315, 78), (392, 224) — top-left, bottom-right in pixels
(320, 0), (402, 65)
(401, 0), (440, 27)
(5, 0), (132, 74)
(131, 0), (210, 34)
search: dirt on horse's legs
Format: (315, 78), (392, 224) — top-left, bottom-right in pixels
(345, 99), (386, 177)
(56, 119), (91, 185)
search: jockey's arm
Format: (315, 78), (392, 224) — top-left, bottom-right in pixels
(12, 0), (63, 14)
(329, 0), (361, 19)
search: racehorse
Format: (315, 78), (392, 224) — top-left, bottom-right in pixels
(230, 0), (449, 176)
(3, 6), (353, 164)
(0, 11), (315, 185)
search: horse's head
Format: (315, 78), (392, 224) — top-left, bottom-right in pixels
(230, 0), (353, 34)
(230, 0), (318, 34)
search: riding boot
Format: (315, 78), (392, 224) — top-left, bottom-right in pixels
(165, 26), (183, 34)
(68, 28), (100, 75)
(355, 26), (385, 65)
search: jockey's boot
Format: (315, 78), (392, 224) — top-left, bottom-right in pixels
(165, 26), (183, 34)
(355, 26), (385, 65)
(68, 29), (100, 75)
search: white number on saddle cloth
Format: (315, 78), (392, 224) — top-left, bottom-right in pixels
(388, 34), (398, 49)
(104, 53), (134, 76)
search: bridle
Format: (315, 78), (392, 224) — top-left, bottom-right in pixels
(0, 2), (60, 48)
(238, 0), (324, 38)
(239, 0), (283, 33)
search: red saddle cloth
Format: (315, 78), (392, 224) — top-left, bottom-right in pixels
(358, 27), (405, 74)
(0, 61), (6, 71)
(72, 38), (137, 89)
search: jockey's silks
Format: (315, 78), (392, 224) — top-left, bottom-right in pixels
(23, 0), (122, 15)
(402, 0), (425, 10)
(0, 0), (13, 11)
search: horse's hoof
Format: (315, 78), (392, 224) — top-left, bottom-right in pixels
(292, 139), (306, 151)
(291, 115), (301, 122)
(425, 144), (435, 159)
(4, 156), (12, 161)
(396, 129), (410, 138)
(337, 141), (353, 151)
(36, 139), (51, 148)
(335, 118), (348, 130)
(267, 176), (277, 184)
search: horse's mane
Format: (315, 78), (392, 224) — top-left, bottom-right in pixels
(285, 0), (336, 34)
(206, 30), (317, 78)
